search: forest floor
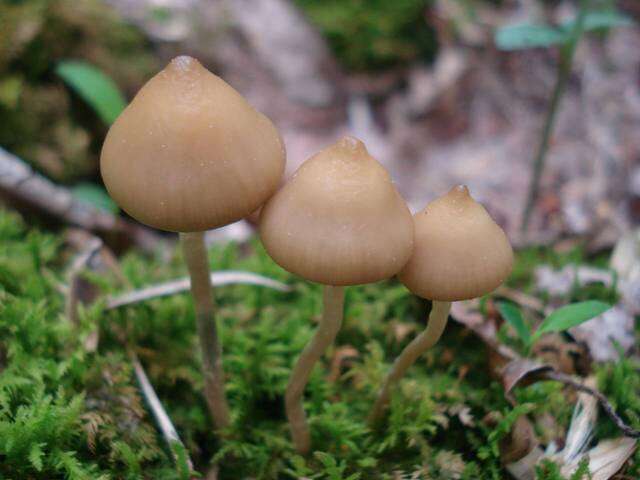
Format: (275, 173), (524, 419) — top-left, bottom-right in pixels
(1, 209), (638, 479)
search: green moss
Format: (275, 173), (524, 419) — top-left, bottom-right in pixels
(294, 0), (438, 72)
(0, 208), (637, 478)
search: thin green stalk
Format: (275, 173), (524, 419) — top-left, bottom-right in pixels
(521, 0), (590, 232)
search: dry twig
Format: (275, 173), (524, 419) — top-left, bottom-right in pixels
(544, 371), (640, 439)
(106, 270), (291, 310)
(0, 147), (159, 251)
(129, 349), (196, 474)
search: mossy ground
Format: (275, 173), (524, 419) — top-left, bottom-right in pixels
(0, 209), (638, 479)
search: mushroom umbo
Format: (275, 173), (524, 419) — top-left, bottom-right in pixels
(101, 55), (286, 430)
(260, 136), (414, 453)
(369, 185), (513, 422)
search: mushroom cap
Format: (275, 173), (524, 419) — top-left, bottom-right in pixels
(259, 136), (414, 286)
(100, 56), (285, 232)
(398, 185), (513, 301)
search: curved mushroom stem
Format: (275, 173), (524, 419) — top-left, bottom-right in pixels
(180, 231), (231, 430)
(286, 285), (345, 454)
(369, 300), (452, 424)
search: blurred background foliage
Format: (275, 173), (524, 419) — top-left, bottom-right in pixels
(293, 0), (438, 71)
(0, 0), (450, 185)
(0, 0), (157, 183)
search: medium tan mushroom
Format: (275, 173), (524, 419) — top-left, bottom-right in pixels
(101, 55), (285, 430)
(369, 185), (513, 422)
(260, 136), (414, 453)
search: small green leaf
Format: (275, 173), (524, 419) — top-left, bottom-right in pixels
(28, 442), (45, 471)
(563, 10), (634, 32)
(495, 23), (568, 51)
(71, 183), (118, 214)
(497, 302), (531, 346)
(55, 60), (126, 125)
(533, 301), (611, 341)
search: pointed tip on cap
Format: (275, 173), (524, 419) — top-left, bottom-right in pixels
(100, 55), (285, 232)
(169, 55), (200, 71)
(260, 137), (414, 286)
(399, 186), (513, 301)
(334, 135), (368, 155)
(450, 184), (470, 198)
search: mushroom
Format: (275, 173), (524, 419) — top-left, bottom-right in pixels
(101, 56), (286, 430)
(259, 136), (414, 453)
(369, 185), (513, 423)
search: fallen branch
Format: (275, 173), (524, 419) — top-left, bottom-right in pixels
(544, 370), (640, 439)
(106, 270), (291, 310)
(0, 146), (159, 252)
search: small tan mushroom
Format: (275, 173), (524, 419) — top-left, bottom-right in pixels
(101, 55), (286, 431)
(370, 185), (513, 422)
(102, 55), (285, 233)
(260, 136), (414, 453)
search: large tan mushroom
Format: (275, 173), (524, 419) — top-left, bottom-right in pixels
(101, 55), (285, 430)
(260, 136), (414, 453)
(369, 185), (513, 422)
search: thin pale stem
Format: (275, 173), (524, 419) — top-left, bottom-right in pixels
(286, 285), (345, 455)
(521, 0), (590, 232)
(180, 231), (231, 430)
(369, 300), (452, 424)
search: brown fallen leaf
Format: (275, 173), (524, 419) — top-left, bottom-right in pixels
(501, 415), (539, 465)
(327, 345), (359, 383)
(501, 359), (554, 397)
(391, 321), (417, 343)
(531, 333), (590, 376)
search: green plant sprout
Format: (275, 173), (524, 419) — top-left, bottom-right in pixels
(56, 60), (127, 126)
(494, 2), (634, 231)
(497, 299), (611, 355)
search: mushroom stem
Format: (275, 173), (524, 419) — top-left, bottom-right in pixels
(180, 231), (231, 430)
(286, 285), (345, 454)
(369, 300), (452, 424)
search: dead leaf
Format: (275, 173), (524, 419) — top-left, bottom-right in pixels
(611, 228), (640, 315)
(531, 334), (589, 375)
(500, 415), (539, 464)
(535, 265), (614, 298)
(448, 404), (475, 427)
(501, 359), (554, 396)
(327, 345), (359, 383)
(434, 450), (466, 478)
(569, 306), (635, 363)
(391, 322), (416, 343)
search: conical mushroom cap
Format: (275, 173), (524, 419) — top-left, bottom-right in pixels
(101, 56), (285, 232)
(398, 185), (513, 301)
(259, 136), (414, 286)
